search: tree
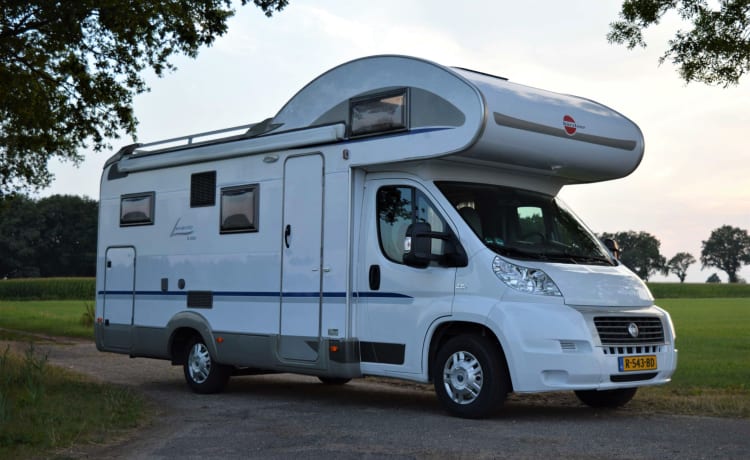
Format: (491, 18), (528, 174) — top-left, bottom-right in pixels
(608, 0), (750, 86)
(0, 194), (41, 278)
(0, 0), (288, 197)
(706, 273), (722, 283)
(601, 230), (666, 281)
(700, 225), (750, 283)
(0, 194), (98, 277)
(664, 252), (696, 283)
(35, 195), (98, 277)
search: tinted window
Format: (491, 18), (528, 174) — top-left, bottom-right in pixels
(220, 185), (258, 233)
(377, 186), (447, 264)
(436, 182), (614, 265)
(120, 192), (154, 226)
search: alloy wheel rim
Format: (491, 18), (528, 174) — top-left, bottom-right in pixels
(442, 350), (483, 405)
(188, 342), (211, 384)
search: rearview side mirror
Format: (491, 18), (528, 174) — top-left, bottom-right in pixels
(403, 222), (468, 269)
(603, 238), (621, 259)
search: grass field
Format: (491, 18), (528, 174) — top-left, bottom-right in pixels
(0, 295), (748, 420)
(0, 345), (146, 459)
(0, 301), (93, 339)
(658, 298), (750, 390)
(0, 297), (748, 391)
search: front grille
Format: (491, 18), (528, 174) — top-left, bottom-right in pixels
(602, 345), (661, 355)
(594, 316), (664, 345)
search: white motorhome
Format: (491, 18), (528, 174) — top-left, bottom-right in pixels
(95, 55), (677, 418)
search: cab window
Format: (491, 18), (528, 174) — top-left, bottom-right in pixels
(376, 186), (447, 264)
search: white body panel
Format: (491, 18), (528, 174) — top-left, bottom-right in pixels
(95, 55), (676, 402)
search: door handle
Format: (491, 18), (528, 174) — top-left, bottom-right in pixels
(284, 224), (291, 248)
(369, 264), (381, 291)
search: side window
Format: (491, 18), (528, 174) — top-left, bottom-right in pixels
(517, 206), (544, 239)
(120, 192), (155, 226)
(220, 185), (258, 233)
(377, 186), (447, 264)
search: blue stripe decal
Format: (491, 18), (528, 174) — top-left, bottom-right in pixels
(97, 290), (412, 299)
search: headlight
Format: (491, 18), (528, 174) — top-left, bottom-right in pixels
(492, 256), (562, 296)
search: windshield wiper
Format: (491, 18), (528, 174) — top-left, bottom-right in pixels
(486, 243), (549, 261)
(543, 252), (614, 266)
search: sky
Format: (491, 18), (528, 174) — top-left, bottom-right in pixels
(40, 0), (750, 283)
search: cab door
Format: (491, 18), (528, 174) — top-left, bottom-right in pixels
(357, 179), (457, 376)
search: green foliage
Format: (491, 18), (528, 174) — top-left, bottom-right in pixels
(0, 301), (95, 340)
(609, 0), (750, 86)
(701, 225), (750, 283)
(601, 230), (666, 281)
(0, 195), (39, 277)
(707, 273), (722, 283)
(0, 278), (94, 300)
(80, 302), (95, 328)
(664, 252), (696, 283)
(0, 344), (145, 458)
(0, 0), (288, 196)
(647, 281), (750, 298)
(0, 194), (98, 278)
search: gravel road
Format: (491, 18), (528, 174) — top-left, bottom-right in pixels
(21, 338), (750, 459)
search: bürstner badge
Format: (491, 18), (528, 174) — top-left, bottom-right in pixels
(627, 322), (640, 339)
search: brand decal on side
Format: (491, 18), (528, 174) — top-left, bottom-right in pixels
(171, 218), (196, 240)
(563, 115), (585, 136)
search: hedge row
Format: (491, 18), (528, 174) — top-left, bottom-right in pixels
(0, 278), (95, 300)
(0, 278), (748, 301)
(646, 282), (750, 299)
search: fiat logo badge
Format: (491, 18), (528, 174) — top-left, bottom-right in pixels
(627, 322), (640, 338)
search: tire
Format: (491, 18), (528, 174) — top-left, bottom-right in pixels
(574, 387), (638, 408)
(432, 334), (509, 418)
(183, 336), (231, 394)
(318, 376), (351, 385)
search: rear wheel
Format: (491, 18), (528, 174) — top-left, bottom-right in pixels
(183, 336), (231, 394)
(575, 387), (638, 408)
(432, 334), (508, 418)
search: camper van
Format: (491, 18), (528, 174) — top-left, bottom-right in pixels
(95, 55), (677, 418)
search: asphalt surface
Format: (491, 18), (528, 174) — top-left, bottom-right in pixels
(28, 339), (750, 459)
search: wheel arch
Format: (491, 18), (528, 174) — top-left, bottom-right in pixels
(166, 311), (216, 365)
(427, 320), (513, 392)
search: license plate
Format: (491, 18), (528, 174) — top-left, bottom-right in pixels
(618, 355), (657, 372)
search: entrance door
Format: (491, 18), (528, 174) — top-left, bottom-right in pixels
(279, 154), (324, 361)
(102, 247), (135, 351)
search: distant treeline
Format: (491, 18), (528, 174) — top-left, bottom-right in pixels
(0, 195), (97, 278)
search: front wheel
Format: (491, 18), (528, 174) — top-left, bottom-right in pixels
(432, 334), (509, 419)
(575, 387), (638, 408)
(183, 337), (231, 394)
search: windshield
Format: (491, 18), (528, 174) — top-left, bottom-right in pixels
(436, 182), (615, 265)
